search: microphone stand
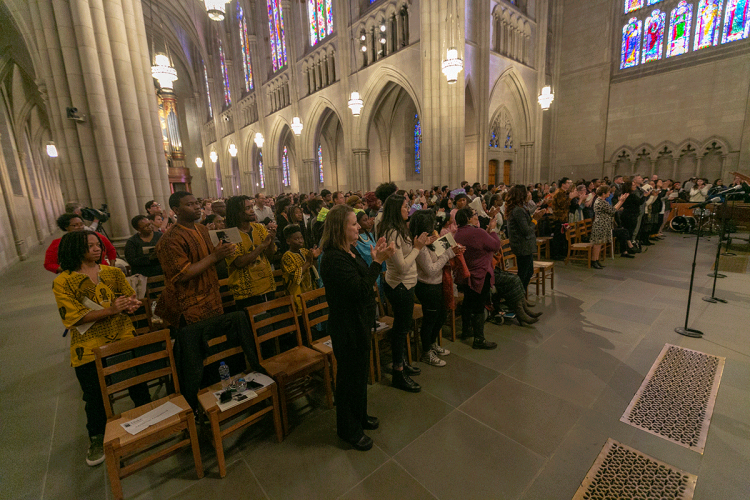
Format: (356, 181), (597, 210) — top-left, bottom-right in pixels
(675, 208), (706, 338)
(703, 197), (729, 304)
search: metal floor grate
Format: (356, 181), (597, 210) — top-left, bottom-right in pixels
(621, 344), (725, 454)
(572, 438), (697, 500)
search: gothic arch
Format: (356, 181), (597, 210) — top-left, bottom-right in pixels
(356, 64), (421, 149)
(266, 115), (292, 167)
(609, 147), (634, 164)
(302, 96), (344, 159)
(488, 67), (532, 144)
(699, 136), (731, 156)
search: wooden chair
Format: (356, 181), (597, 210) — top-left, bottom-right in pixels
(145, 275), (168, 330)
(197, 333), (283, 478)
(499, 240), (543, 297)
(447, 290), (464, 342)
(127, 301), (151, 336)
(536, 236), (552, 260)
(298, 288), (338, 386)
(272, 269), (286, 298)
(532, 260), (555, 296)
(245, 296), (333, 436)
(218, 278), (236, 313)
(93, 329), (202, 500)
(371, 285), (395, 382)
(564, 225), (594, 267)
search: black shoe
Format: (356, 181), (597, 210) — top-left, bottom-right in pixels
(640, 240), (653, 246)
(472, 339), (498, 350)
(363, 415), (379, 430)
(621, 252), (635, 258)
(627, 247), (636, 254)
(391, 370), (421, 392)
(592, 261), (604, 269)
(403, 363), (421, 376)
(344, 434), (373, 451)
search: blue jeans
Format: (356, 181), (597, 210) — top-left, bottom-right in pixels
(383, 282), (414, 369)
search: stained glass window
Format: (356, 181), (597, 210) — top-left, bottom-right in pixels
(722, 0), (750, 43)
(625, 0), (644, 13)
(203, 63), (213, 118)
(218, 38), (231, 106)
(620, 18), (642, 68)
(414, 114), (421, 175)
(643, 9), (666, 62)
(667, 1), (693, 57)
(258, 151), (265, 189)
(317, 144), (324, 184)
(267, 0), (288, 72)
(282, 146), (290, 187)
(308, 0), (334, 46)
(694, 1), (723, 50)
(237, 5), (254, 92)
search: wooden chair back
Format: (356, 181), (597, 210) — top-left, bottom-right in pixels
(499, 239), (518, 272)
(93, 329), (177, 419)
(145, 275), (166, 302)
(127, 301), (151, 335)
(245, 296), (303, 363)
(273, 269), (286, 298)
(218, 278), (236, 313)
(299, 288), (329, 345)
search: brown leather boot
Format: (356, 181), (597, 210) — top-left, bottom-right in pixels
(513, 301), (539, 326)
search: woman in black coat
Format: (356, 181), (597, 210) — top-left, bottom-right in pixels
(320, 205), (395, 451)
(506, 185), (538, 292)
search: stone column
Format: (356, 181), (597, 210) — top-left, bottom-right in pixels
(672, 158), (679, 179)
(352, 149), (370, 192)
(302, 158), (316, 194)
(380, 150), (391, 183)
(17, 152), (45, 242)
(695, 155), (702, 177)
(0, 131), (26, 259)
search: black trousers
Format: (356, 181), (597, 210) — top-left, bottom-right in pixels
(459, 274), (491, 340)
(613, 228), (630, 253)
(414, 281), (447, 352)
(551, 221), (567, 259)
(331, 340), (370, 441)
(74, 361), (151, 438)
(515, 254), (534, 292)
(383, 282), (414, 368)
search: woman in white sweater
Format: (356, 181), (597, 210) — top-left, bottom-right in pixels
(377, 193), (429, 392)
(410, 210), (462, 367)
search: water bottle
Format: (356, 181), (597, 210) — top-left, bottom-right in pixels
(219, 362), (231, 389)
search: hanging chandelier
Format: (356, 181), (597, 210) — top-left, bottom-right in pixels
(254, 132), (265, 148)
(538, 86), (555, 110)
(204, 0), (230, 21)
(228, 143), (238, 157)
(46, 142), (58, 158)
(291, 117), (303, 136)
(209, 151), (218, 163)
(348, 92), (364, 116)
(151, 53), (178, 89)
(195, 157), (203, 168)
(441, 49), (463, 84)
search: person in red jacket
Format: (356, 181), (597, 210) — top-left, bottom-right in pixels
(45, 213), (117, 273)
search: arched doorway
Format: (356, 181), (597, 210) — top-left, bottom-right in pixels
(504, 160), (512, 185)
(488, 159), (499, 185)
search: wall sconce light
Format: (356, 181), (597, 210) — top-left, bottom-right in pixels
(195, 157), (203, 168)
(538, 86), (555, 110)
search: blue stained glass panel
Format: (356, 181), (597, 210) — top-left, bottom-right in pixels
(203, 63), (212, 118)
(647, 0), (663, 5)
(722, 0), (750, 43)
(308, 0), (334, 47)
(218, 38), (231, 106)
(318, 144), (324, 184)
(237, 6), (254, 92)
(414, 114), (421, 175)
(620, 18), (642, 68)
(695, 0), (723, 50)
(643, 9), (665, 63)
(667, 1), (693, 57)
(267, 0), (287, 71)
(258, 151), (265, 189)
(282, 146), (290, 187)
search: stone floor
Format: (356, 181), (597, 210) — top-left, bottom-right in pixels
(2, 233), (749, 500)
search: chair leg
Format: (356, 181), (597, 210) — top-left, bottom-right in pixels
(278, 379), (290, 436)
(405, 333), (413, 366)
(186, 412), (204, 478)
(450, 309), (457, 342)
(373, 336), (382, 382)
(368, 349), (375, 385)
(271, 385), (284, 442)
(322, 358), (334, 409)
(105, 446), (123, 500)
(209, 412), (226, 478)
(330, 353), (337, 391)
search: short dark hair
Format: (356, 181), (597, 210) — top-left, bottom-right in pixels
(455, 207), (474, 227)
(145, 200), (158, 211)
(131, 215), (148, 230)
(559, 177), (570, 186)
(320, 189), (331, 198)
(169, 191), (192, 210)
(58, 230), (102, 272)
(374, 182), (398, 204)
(409, 210), (436, 239)
(454, 193), (468, 204)
(56, 213), (82, 232)
(283, 224), (302, 241)
(147, 213), (161, 221)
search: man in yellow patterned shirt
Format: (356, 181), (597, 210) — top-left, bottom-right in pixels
(281, 224), (321, 311)
(225, 196), (277, 309)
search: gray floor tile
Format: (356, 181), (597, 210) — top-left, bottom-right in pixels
(459, 375), (583, 457)
(169, 459), (268, 500)
(394, 411), (545, 500)
(243, 411), (389, 499)
(411, 351), (499, 408)
(445, 334), (534, 373)
(338, 460), (437, 500)
(364, 383), (454, 456)
(587, 297), (664, 325)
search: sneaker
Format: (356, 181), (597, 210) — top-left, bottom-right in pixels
(421, 349), (447, 367)
(430, 343), (450, 356)
(86, 435), (105, 466)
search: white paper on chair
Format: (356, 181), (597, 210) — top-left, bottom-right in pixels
(120, 401), (182, 435)
(246, 372), (274, 388)
(208, 227), (243, 246)
(429, 233), (456, 257)
(375, 321), (389, 332)
(323, 339), (333, 348)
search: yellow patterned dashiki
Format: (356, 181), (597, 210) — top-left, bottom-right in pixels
(226, 223), (275, 301)
(281, 248), (313, 311)
(53, 266), (136, 367)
